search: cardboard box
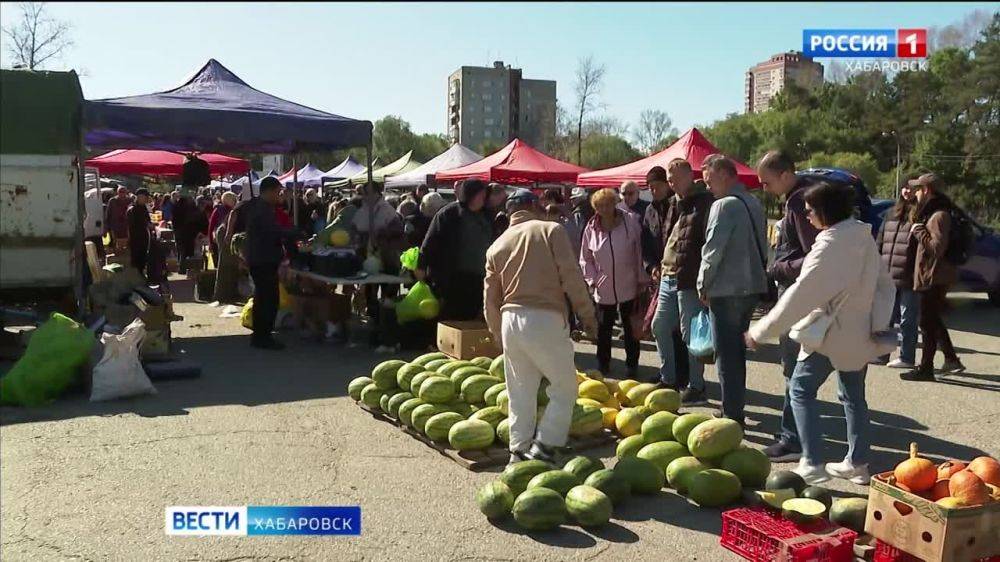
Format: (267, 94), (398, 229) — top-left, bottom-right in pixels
(865, 472), (1000, 562)
(437, 321), (500, 360)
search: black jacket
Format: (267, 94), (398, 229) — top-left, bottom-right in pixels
(418, 201), (492, 285)
(235, 199), (299, 267)
(770, 178), (821, 287)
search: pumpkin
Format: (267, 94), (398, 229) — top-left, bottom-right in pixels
(894, 443), (937, 493)
(949, 470), (991, 506)
(937, 460), (967, 480)
(930, 479), (952, 501)
(966, 456), (1000, 487)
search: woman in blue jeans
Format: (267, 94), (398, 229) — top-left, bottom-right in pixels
(746, 182), (895, 485)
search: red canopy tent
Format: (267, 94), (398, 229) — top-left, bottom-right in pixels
(436, 139), (589, 185)
(575, 128), (761, 189)
(85, 149), (250, 176)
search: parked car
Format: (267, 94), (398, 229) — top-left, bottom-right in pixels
(872, 199), (1000, 306)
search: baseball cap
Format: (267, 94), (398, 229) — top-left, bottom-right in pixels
(908, 173), (943, 191)
(507, 188), (538, 205)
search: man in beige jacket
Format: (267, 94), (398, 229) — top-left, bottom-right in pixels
(485, 189), (598, 465)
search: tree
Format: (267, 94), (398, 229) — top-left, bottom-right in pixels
(579, 134), (641, 170)
(477, 140), (503, 157)
(633, 109), (677, 154)
(2, 2), (72, 70)
(573, 56), (606, 165)
(583, 115), (629, 138)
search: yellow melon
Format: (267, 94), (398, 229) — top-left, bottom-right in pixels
(601, 407), (618, 429)
(579, 379), (612, 403)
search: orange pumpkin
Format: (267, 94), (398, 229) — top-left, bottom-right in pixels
(937, 460), (967, 480)
(966, 456), (1000, 487)
(894, 443), (937, 492)
(930, 479), (952, 501)
(949, 470), (991, 506)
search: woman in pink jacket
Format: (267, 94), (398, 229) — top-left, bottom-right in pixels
(580, 188), (648, 378)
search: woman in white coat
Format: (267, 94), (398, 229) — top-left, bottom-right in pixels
(745, 182), (895, 485)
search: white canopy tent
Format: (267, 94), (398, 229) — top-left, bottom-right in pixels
(323, 155), (366, 180)
(384, 144), (482, 190)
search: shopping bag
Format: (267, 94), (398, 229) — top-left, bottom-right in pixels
(688, 310), (715, 362)
(90, 318), (157, 401)
(0, 313), (95, 407)
(631, 286), (654, 341)
(396, 281), (440, 324)
(241, 298), (254, 329)
(399, 247), (420, 272)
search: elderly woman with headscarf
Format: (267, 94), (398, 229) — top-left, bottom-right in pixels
(417, 179), (496, 321)
(209, 191), (238, 264)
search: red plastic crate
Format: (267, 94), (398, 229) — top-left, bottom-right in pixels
(873, 540), (1000, 562)
(721, 507), (857, 562)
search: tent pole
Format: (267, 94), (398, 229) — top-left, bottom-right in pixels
(366, 140), (374, 253)
(292, 154), (299, 224)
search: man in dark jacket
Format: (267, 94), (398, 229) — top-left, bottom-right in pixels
(650, 159), (714, 404)
(416, 179), (494, 321)
(172, 192), (208, 272)
(756, 150), (822, 462)
(106, 186), (131, 249)
(643, 166), (691, 386)
(126, 188), (153, 277)
(236, 177), (302, 350)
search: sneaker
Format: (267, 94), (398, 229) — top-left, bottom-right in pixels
(825, 459), (871, 485)
(525, 442), (558, 465)
(938, 359), (966, 375)
(506, 450), (529, 468)
(251, 338), (286, 351)
(793, 459), (831, 485)
(900, 367), (937, 382)
(680, 387), (708, 406)
(887, 358), (916, 369)
(764, 439), (802, 463)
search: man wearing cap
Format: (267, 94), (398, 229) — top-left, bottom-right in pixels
(485, 188), (598, 465)
(126, 188), (153, 277)
(619, 180), (649, 218)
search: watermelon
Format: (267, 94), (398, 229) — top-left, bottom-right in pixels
(418, 377), (455, 404)
(765, 471), (808, 495)
(501, 460), (554, 495)
(563, 456), (604, 481)
(448, 419), (495, 450)
(496, 418), (511, 444)
(536, 381), (550, 406)
(720, 446), (772, 488)
(408, 372), (436, 399)
(398, 397), (426, 427)
(484, 383), (506, 406)
(396, 363), (425, 391)
(437, 360), (473, 377)
(461, 374), (500, 405)
(371, 360), (406, 390)
(578, 379), (611, 403)
(688, 469), (742, 507)
(385, 391), (414, 418)
(412, 351), (447, 366)
(672, 413), (713, 444)
(379, 391), (395, 413)
(451, 366), (489, 388)
(471, 356), (494, 370)
(425, 412), (465, 442)
(576, 398), (604, 410)
(445, 400), (475, 417)
(489, 355), (505, 380)
(584, 469), (632, 504)
(528, 470), (581, 496)
(470, 406), (506, 428)
(412, 403), (448, 434)
(360, 383), (385, 409)
(512, 487), (565, 531)
(644, 388), (681, 413)
(687, 418), (744, 460)
(476, 480), (514, 519)
(614, 456), (665, 494)
(424, 358), (450, 372)
(829, 498), (868, 533)
(666, 456), (710, 494)
(616, 434), (646, 458)
(496, 390), (510, 415)
(565, 485), (612, 527)
(569, 403), (604, 437)
(640, 411), (678, 443)
(637, 441), (689, 472)
(348, 376), (373, 401)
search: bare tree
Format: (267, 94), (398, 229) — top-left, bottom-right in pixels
(584, 115), (629, 138)
(928, 9), (993, 50)
(633, 109), (677, 154)
(573, 55), (606, 164)
(2, 2), (73, 70)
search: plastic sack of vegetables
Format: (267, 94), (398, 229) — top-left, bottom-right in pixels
(396, 281), (440, 324)
(241, 298), (254, 329)
(687, 310), (715, 364)
(0, 313), (95, 407)
(399, 247), (420, 272)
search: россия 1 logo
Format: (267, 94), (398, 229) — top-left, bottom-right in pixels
(802, 29), (927, 58)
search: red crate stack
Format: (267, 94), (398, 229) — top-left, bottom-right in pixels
(721, 507), (857, 562)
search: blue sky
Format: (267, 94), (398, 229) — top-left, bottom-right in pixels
(1, 2), (994, 137)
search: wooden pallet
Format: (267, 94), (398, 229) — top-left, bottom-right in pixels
(357, 402), (617, 471)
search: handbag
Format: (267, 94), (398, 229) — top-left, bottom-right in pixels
(731, 196), (779, 305)
(789, 292), (848, 349)
(631, 285), (655, 341)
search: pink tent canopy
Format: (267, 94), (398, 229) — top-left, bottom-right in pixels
(85, 149), (250, 176)
(436, 139), (589, 185)
(575, 128), (761, 189)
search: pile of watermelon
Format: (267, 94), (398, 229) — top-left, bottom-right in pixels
(348, 353), (610, 452)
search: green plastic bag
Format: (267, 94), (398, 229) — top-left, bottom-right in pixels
(0, 313), (95, 407)
(399, 247), (420, 272)
(396, 281), (440, 324)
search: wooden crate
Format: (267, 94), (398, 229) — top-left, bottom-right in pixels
(357, 402), (616, 471)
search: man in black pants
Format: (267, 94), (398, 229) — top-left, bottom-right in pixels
(238, 177), (301, 350)
(126, 188), (153, 278)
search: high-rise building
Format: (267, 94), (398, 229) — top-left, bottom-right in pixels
(447, 61), (557, 152)
(745, 51), (824, 113)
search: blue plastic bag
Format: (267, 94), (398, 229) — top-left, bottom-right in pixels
(688, 310), (715, 361)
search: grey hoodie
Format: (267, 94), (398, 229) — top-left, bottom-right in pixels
(697, 184), (768, 298)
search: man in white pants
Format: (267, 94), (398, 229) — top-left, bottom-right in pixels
(484, 189), (598, 465)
